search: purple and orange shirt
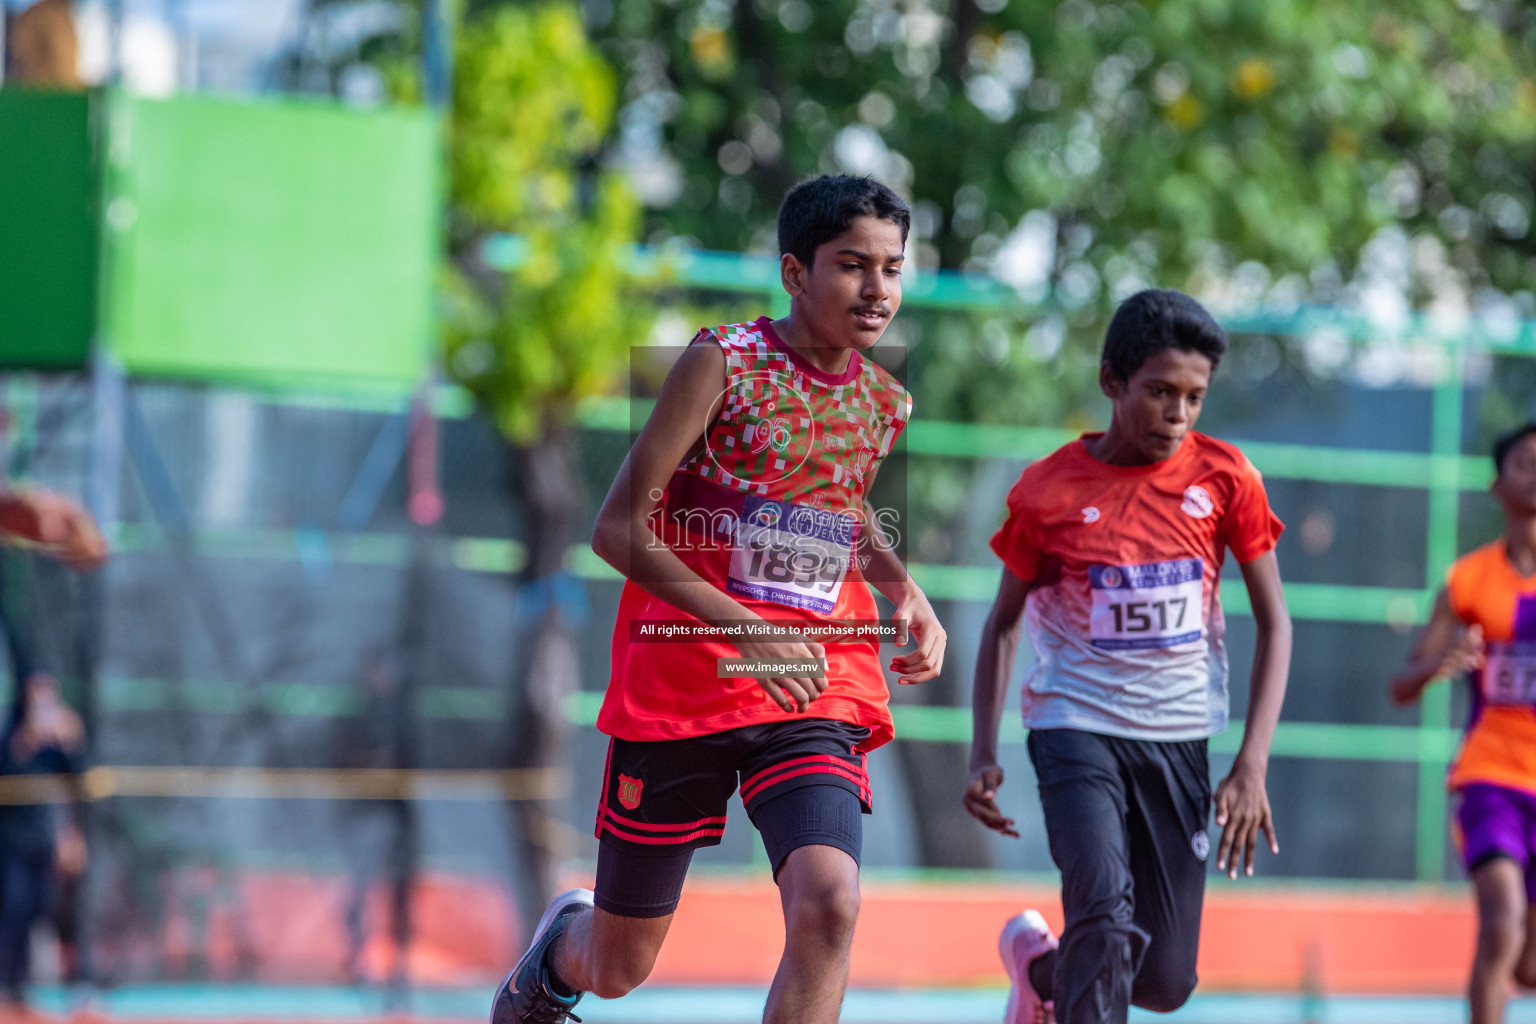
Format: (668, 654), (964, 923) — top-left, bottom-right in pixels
(1446, 541), (1536, 795)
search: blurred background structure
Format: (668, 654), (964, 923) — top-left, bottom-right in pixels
(3, 1), (1536, 1021)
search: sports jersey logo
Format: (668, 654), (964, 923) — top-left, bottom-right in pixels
(617, 774), (644, 811)
(1082, 506), (1100, 523)
(1192, 830), (1209, 861)
(749, 418), (792, 454)
(1181, 485), (1214, 519)
(706, 369), (815, 485)
(748, 503), (782, 529)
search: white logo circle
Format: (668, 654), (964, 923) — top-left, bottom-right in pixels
(1181, 485), (1213, 519)
(1192, 830), (1210, 861)
(1099, 566), (1122, 588)
(705, 370), (815, 485)
(1081, 506), (1100, 523)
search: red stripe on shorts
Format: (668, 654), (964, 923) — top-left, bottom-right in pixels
(742, 754), (865, 794)
(740, 757), (869, 806)
(602, 809), (729, 833)
(593, 740), (616, 840)
(599, 821), (727, 846)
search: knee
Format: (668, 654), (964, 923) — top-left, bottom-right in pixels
(587, 954), (653, 1000)
(784, 879), (861, 946)
(578, 923), (661, 1000)
(1130, 938), (1197, 1013)
(1134, 970), (1197, 1013)
(1061, 909), (1141, 960)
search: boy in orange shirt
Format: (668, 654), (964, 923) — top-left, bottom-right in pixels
(965, 290), (1293, 1024)
(1392, 423), (1536, 1024)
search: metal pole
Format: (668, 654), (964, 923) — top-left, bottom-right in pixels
(422, 0), (451, 108)
(1414, 346), (1465, 882)
(106, 0), (124, 85)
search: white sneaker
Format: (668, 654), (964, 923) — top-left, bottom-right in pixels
(1000, 909), (1057, 1024)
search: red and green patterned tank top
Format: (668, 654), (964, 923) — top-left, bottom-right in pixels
(598, 316), (912, 750)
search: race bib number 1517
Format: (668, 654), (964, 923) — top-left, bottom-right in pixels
(1088, 558), (1204, 651)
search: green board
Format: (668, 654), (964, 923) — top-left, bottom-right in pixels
(0, 90), (97, 368)
(101, 93), (439, 389)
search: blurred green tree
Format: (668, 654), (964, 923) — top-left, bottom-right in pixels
(281, 0), (658, 919)
(439, 3), (654, 925)
(594, 0), (1535, 308)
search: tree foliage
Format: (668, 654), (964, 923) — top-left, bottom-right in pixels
(593, 0), (1536, 307)
(584, 0), (1536, 567)
(443, 3), (653, 444)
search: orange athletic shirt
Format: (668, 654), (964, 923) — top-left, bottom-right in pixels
(1445, 541), (1536, 795)
(988, 432), (1284, 740)
(597, 318), (911, 751)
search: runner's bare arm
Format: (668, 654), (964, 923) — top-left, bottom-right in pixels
(1389, 588), (1484, 706)
(590, 342), (827, 712)
(0, 489), (108, 569)
(1214, 550), (1292, 878)
(963, 566), (1033, 838)
(857, 492), (946, 685)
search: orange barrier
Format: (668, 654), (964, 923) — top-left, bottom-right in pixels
(153, 871), (1476, 994)
(650, 877), (1476, 994)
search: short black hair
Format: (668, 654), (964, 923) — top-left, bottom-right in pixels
(777, 175), (910, 267)
(1102, 289), (1228, 382)
(1494, 422), (1536, 477)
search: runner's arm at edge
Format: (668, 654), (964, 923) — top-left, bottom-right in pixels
(1389, 587), (1484, 706)
(0, 490), (107, 569)
(855, 472), (946, 685)
(1214, 550), (1292, 878)
(962, 566), (1033, 838)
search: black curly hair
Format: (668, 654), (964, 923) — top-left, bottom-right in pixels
(1494, 422), (1536, 478)
(1101, 289), (1228, 382)
(778, 175), (910, 268)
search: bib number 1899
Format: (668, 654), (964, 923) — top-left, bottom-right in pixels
(728, 496), (854, 615)
(744, 534), (844, 592)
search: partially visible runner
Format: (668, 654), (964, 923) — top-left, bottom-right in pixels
(1390, 423), (1536, 1024)
(965, 290), (1292, 1024)
(0, 489), (106, 570)
(491, 175), (947, 1024)
(0, 487), (105, 1010)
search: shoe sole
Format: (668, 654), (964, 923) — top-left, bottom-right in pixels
(491, 889), (595, 1023)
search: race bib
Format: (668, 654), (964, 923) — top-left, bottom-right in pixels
(1482, 641), (1536, 706)
(728, 496), (855, 614)
(1088, 558), (1204, 650)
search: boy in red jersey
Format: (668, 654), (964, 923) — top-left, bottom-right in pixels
(965, 290), (1292, 1024)
(491, 176), (946, 1024)
(1391, 423), (1536, 1024)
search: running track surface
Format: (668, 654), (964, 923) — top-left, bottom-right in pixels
(17, 985), (1536, 1024)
